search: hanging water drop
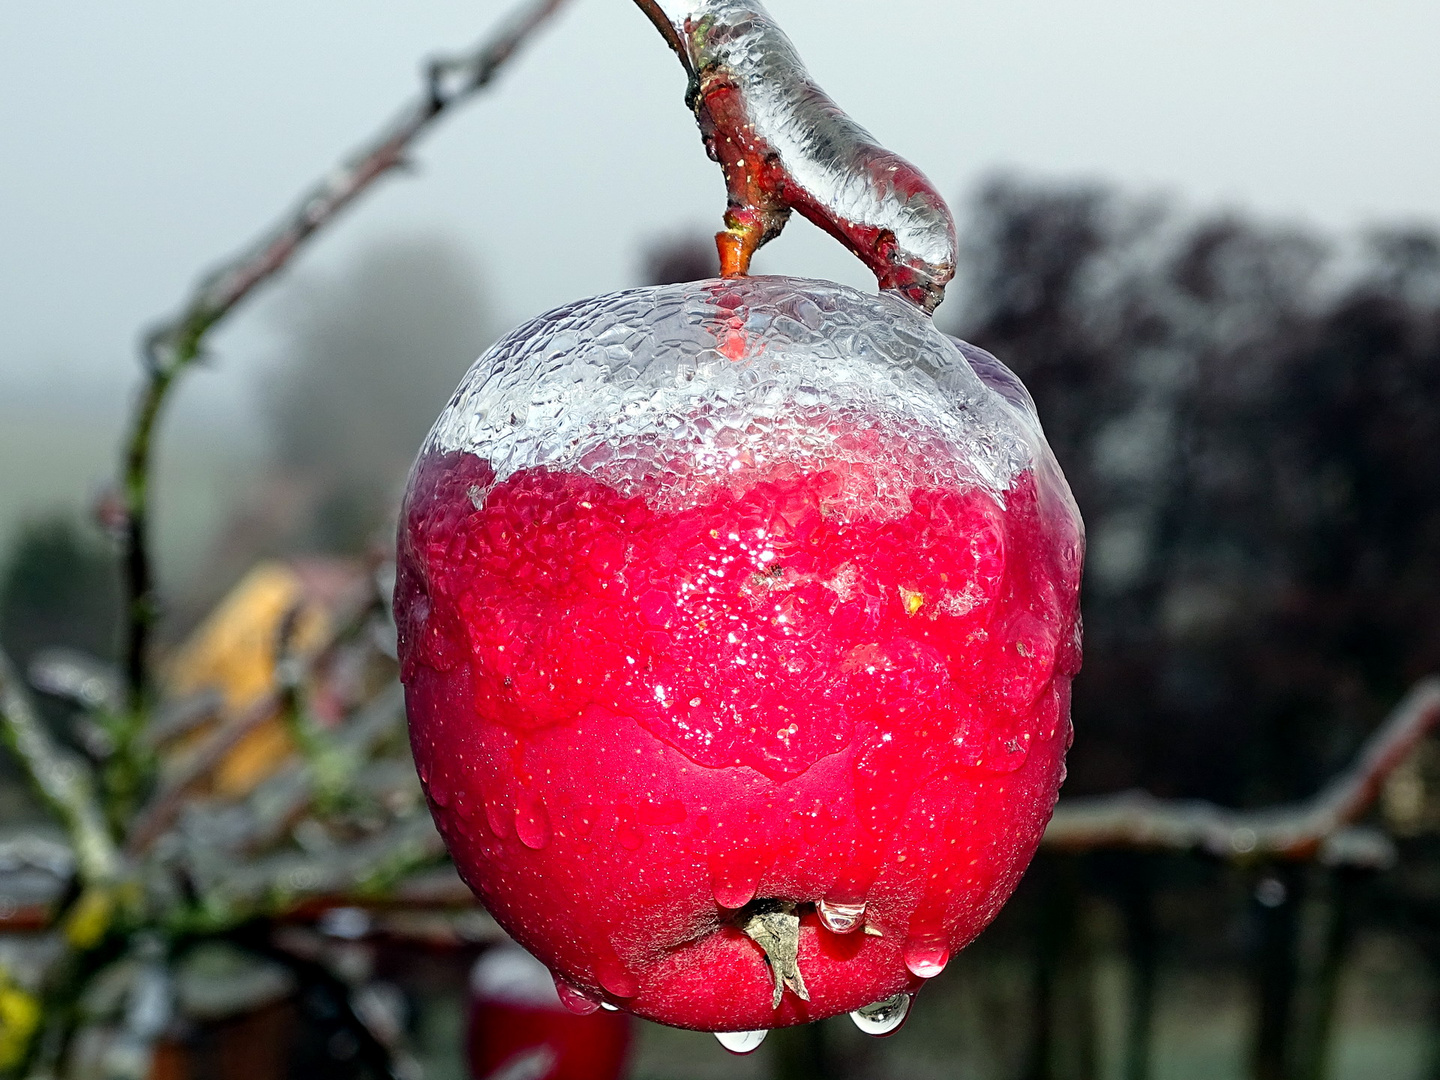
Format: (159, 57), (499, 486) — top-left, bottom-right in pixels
(710, 861), (761, 910)
(902, 940), (950, 979)
(515, 793), (551, 850)
(817, 897), (866, 934)
(849, 993), (911, 1036)
(552, 977), (600, 1015)
(714, 1029), (767, 1054)
(600, 1002), (620, 1012)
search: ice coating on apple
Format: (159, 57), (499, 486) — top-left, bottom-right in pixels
(395, 276), (1083, 1032)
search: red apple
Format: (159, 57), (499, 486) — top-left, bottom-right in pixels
(396, 277), (1083, 1039)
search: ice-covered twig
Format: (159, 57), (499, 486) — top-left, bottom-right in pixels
(170, 683), (409, 864)
(0, 651), (120, 887)
(118, 0), (570, 720)
(633, 0), (957, 312)
(1043, 678), (1440, 869)
(27, 649), (122, 714)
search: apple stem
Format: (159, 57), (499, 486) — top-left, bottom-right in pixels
(628, 1), (958, 313)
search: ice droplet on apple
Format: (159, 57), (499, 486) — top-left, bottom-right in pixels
(714, 1029), (768, 1054)
(902, 940), (950, 980)
(515, 793), (551, 850)
(551, 976), (600, 1015)
(850, 993), (911, 1036)
(817, 898), (866, 934)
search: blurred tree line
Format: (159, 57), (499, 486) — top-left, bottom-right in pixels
(939, 177), (1440, 1080)
(947, 177), (1440, 810)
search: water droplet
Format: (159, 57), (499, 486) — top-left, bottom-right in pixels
(850, 993), (911, 1036)
(596, 960), (639, 998)
(552, 977), (599, 1015)
(817, 898), (866, 934)
(600, 1002), (620, 1012)
(515, 794), (551, 850)
(483, 797), (511, 839)
(712, 878), (759, 910)
(903, 940), (950, 979)
(714, 1029), (767, 1054)
(710, 846), (767, 910)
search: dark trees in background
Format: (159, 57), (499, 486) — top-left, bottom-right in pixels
(0, 515), (120, 675)
(949, 177), (1440, 810)
(0, 515), (121, 821)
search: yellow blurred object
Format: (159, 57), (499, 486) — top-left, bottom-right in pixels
(62, 886), (116, 950)
(0, 967), (40, 1072)
(164, 560), (359, 798)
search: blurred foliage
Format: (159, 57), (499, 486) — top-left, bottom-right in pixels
(0, 516), (120, 674)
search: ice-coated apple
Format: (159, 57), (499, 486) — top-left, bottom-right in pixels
(395, 276), (1083, 1037)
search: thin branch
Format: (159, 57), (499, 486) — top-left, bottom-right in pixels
(124, 572), (383, 856)
(0, 650), (120, 887)
(1043, 678), (1440, 868)
(123, 687), (284, 856)
(626, 0), (957, 311)
(630, 0), (695, 76)
(118, 0), (570, 719)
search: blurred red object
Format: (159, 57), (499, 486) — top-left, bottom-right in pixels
(467, 942), (632, 1080)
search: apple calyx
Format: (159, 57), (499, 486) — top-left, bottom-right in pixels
(740, 900), (809, 1009)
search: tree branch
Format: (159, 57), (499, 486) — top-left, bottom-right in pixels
(0, 651), (120, 887)
(1043, 678), (1440, 868)
(118, 0), (570, 719)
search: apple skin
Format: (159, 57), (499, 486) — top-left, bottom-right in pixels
(395, 277), (1083, 1032)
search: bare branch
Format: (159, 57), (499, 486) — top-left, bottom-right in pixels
(1044, 678), (1440, 868)
(630, 0), (694, 75)
(123, 688), (284, 856)
(0, 651), (120, 886)
(118, 0), (570, 719)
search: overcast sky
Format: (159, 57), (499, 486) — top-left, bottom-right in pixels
(3, 0), (1439, 412)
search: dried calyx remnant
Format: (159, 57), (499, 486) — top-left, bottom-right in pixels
(737, 900), (809, 1008)
(633, 0), (958, 313)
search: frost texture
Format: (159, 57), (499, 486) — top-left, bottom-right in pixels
(427, 276), (1060, 519)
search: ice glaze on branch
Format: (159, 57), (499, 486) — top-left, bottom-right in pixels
(1043, 678), (1440, 869)
(634, 0), (958, 313)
